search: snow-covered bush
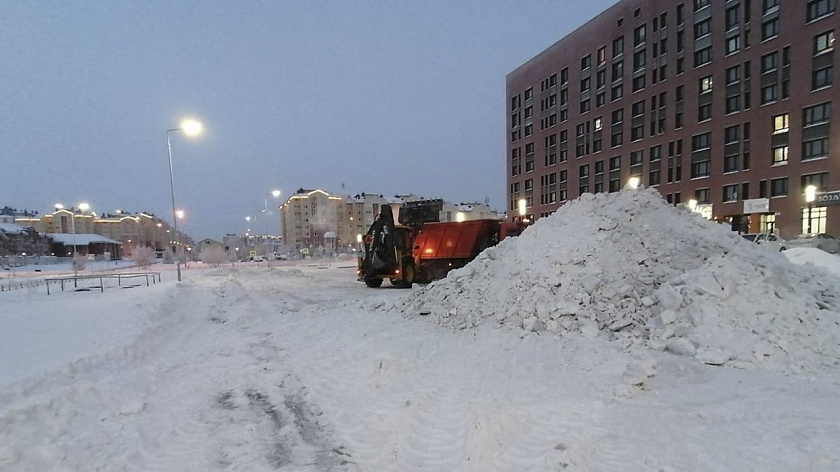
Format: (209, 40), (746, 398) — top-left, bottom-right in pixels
(132, 246), (156, 268)
(200, 247), (228, 267)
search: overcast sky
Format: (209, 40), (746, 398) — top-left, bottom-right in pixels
(1, 0), (617, 240)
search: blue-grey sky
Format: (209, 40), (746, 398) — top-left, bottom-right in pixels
(1, 0), (617, 240)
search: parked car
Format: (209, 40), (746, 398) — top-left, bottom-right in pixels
(785, 233), (840, 253)
(741, 233), (787, 252)
(253, 255), (266, 262)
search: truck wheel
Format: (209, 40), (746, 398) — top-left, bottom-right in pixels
(364, 277), (383, 288)
(402, 265), (415, 288)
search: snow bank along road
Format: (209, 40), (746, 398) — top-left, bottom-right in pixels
(1, 265), (838, 471)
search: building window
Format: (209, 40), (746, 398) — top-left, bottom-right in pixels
(804, 102), (831, 126)
(802, 172), (830, 192)
(698, 103), (712, 122)
(524, 88), (533, 101)
(525, 124), (533, 137)
(581, 54), (592, 70)
(695, 188), (711, 204)
(724, 154), (740, 172)
(634, 24), (646, 47)
(613, 36), (624, 57)
(699, 75), (713, 93)
(632, 74), (646, 92)
(763, 0), (780, 14)
(580, 99), (591, 114)
(692, 132), (711, 151)
(761, 18), (779, 41)
(726, 5), (740, 30)
(814, 31), (835, 55)
(772, 145), (789, 165)
(691, 161), (711, 178)
(633, 49), (646, 72)
(772, 114), (789, 134)
(695, 0), (711, 11)
(813, 66), (833, 90)
(726, 65), (740, 84)
(726, 35), (741, 55)
(524, 179), (533, 191)
(761, 52), (778, 73)
(726, 95), (741, 114)
(803, 138), (830, 161)
(694, 18), (711, 39)
(723, 184), (739, 202)
(694, 46), (712, 67)
(725, 125), (740, 144)
(761, 85), (777, 105)
(807, 0), (836, 22)
(770, 177), (788, 197)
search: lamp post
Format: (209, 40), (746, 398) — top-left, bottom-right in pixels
(805, 185), (817, 234)
(517, 198), (527, 223)
(263, 190), (281, 266)
(166, 118), (202, 282)
(176, 209), (185, 267)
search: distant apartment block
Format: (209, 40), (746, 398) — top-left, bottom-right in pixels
(507, 0), (837, 238)
(280, 189), (504, 252)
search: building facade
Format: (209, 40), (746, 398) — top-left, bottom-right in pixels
(507, 0), (837, 239)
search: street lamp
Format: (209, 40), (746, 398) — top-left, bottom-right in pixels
(176, 209), (185, 267)
(517, 198), (528, 223)
(626, 176), (641, 190)
(805, 185), (817, 234)
(262, 190), (281, 268)
(167, 118), (203, 281)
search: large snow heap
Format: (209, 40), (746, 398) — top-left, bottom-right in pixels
(395, 188), (840, 373)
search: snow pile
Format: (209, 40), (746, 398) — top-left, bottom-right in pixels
(395, 189), (840, 373)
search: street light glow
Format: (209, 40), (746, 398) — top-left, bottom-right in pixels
(272, 190), (281, 198)
(518, 198), (527, 217)
(627, 177), (640, 190)
(54, 203), (64, 210)
(176, 209), (185, 220)
(79, 202), (90, 212)
(805, 185), (817, 203)
(181, 119), (203, 136)
(687, 199), (698, 211)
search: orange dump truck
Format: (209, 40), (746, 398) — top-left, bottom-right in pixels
(358, 200), (526, 287)
(412, 219), (524, 282)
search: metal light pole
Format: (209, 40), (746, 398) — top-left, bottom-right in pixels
(805, 185), (817, 234)
(263, 190), (281, 268)
(166, 118), (202, 282)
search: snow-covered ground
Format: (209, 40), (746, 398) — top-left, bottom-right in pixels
(1, 192), (839, 471)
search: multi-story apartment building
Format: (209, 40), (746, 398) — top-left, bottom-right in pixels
(507, 0), (837, 239)
(13, 207), (192, 258)
(281, 189), (346, 251)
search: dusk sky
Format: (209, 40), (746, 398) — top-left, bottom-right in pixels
(1, 0), (617, 240)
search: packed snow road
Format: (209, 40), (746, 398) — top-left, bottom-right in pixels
(1, 264), (838, 471)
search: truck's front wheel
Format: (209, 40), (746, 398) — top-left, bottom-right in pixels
(364, 277), (383, 288)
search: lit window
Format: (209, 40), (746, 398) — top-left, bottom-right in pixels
(772, 114), (789, 134)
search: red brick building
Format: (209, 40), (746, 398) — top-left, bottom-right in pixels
(507, 0), (837, 239)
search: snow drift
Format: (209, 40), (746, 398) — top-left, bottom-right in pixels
(395, 189), (840, 374)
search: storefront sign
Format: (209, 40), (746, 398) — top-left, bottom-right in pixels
(743, 198), (770, 214)
(816, 191), (840, 206)
(694, 203), (713, 220)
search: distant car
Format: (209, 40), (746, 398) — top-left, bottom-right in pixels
(253, 255), (266, 262)
(786, 233), (840, 253)
(741, 233), (787, 252)
(274, 254), (288, 261)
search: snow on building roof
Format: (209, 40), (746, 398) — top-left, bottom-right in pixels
(47, 233), (122, 245)
(0, 222), (28, 234)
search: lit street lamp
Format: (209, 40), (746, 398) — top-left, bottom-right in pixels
(263, 190), (281, 268)
(166, 118), (203, 281)
(805, 185), (817, 234)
